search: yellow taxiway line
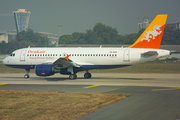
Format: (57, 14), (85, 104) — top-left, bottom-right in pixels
(151, 88), (180, 91)
(0, 83), (7, 86)
(83, 84), (102, 88)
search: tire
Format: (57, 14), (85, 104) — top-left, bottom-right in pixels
(24, 74), (29, 79)
(84, 73), (91, 79)
(69, 74), (77, 80)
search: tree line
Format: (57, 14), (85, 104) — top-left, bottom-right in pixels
(0, 28), (49, 54)
(59, 22), (180, 45)
(0, 23), (180, 54)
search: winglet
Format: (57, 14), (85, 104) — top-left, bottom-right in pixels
(127, 14), (168, 49)
(64, 55), (70, 61)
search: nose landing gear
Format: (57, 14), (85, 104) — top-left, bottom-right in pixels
(24, 69), (30, 78)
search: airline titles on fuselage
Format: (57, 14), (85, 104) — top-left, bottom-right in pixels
(26, 50), (118, 60)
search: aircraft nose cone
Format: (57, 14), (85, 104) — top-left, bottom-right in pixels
(3, 57), (8, 65)
(3, 58), (6, 65)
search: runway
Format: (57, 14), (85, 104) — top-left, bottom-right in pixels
(0, 73), (180, 120)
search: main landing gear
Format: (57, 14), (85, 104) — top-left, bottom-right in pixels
(24, 69), (30, 79)
(84, 71), (92, 79)
(68, 71), (92, 80)
(69, 74), (77, 80)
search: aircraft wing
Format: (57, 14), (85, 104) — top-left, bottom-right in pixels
(42, 55), (97, 70)
(53, 56), (81, 68)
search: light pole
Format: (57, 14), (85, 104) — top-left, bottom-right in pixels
(58, 25), (62, 37)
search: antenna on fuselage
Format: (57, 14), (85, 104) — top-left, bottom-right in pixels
(100, 45), (102, 48)
(28, 46), (30, 48)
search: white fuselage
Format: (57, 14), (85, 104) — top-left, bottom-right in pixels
(3, 47), (170, 70)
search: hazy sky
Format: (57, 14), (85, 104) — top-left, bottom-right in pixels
(0, 0), (180, 35)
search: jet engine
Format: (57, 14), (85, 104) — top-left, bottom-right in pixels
(35, 64), (60, 76)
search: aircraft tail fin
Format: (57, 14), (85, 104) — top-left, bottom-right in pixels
(127, 14), (168, 49)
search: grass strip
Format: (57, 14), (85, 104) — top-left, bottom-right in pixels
(0, 90), (130, 120)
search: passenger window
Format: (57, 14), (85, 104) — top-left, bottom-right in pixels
(109, 54), (111, 56)
(45, 54), (47, 56)
(96, 54), (98, 56)
(85, 54), (87, 56)
(115, 54), (117, 56)
(101, 54), (103, 56)
(30, 54), (31, 56)
(53, 54), (55, 56)
(83, 54), (84, 56)
(40, 54), (42, 56)
(104, 54), (106, 56)
(107, 54), (108, 56)
(77, 54), (79, 56)
(88, 54), (90, 56)
(93, 54), (95, 56)
(99, 54), (100, 56)
(59, 54), (61, 56)
(75, 54), (76, 56)
(27, 54), (29, 56)
(32, 54), (34, 56)
(112, 54), (114, 56)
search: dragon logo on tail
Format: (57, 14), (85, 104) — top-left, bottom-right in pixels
(141, 25), (162, 42)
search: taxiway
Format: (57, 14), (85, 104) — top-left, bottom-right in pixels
(0, 73), (180, 120)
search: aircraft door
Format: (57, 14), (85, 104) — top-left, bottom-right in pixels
(20, 50), (26, 61)
(123, 49), (130, 62)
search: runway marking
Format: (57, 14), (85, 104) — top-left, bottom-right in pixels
(151, 88), (180, 91)
(83, 84), (102, 88)
(0, 83), (7, 86)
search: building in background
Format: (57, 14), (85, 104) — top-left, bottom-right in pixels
(0, 30), (16, 43)
(0, 30), (59, 45)
(138, 18), (149, 29)
(13, 9), (31, 33)
(166, 22), (180, 29)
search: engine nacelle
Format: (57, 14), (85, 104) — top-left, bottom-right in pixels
(35, 64), (55, 76)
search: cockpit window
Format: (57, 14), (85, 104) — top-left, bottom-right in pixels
(10, 53), (15, 57)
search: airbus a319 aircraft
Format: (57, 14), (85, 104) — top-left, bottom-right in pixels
(3, 14), (170, 79)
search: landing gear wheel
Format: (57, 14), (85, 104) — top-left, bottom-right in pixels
(24, 74), (29, 79)
(69, 74), (77, 80)
(24, 69), (30, 79)
(84, 73), (91, 79)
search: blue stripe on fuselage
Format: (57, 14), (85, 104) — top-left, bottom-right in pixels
(4, 64), (130, 72)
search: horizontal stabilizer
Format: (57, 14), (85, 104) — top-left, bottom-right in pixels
(141, 51), (158, 58)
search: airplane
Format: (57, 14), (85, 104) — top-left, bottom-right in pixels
(3, 14), (170, 79)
